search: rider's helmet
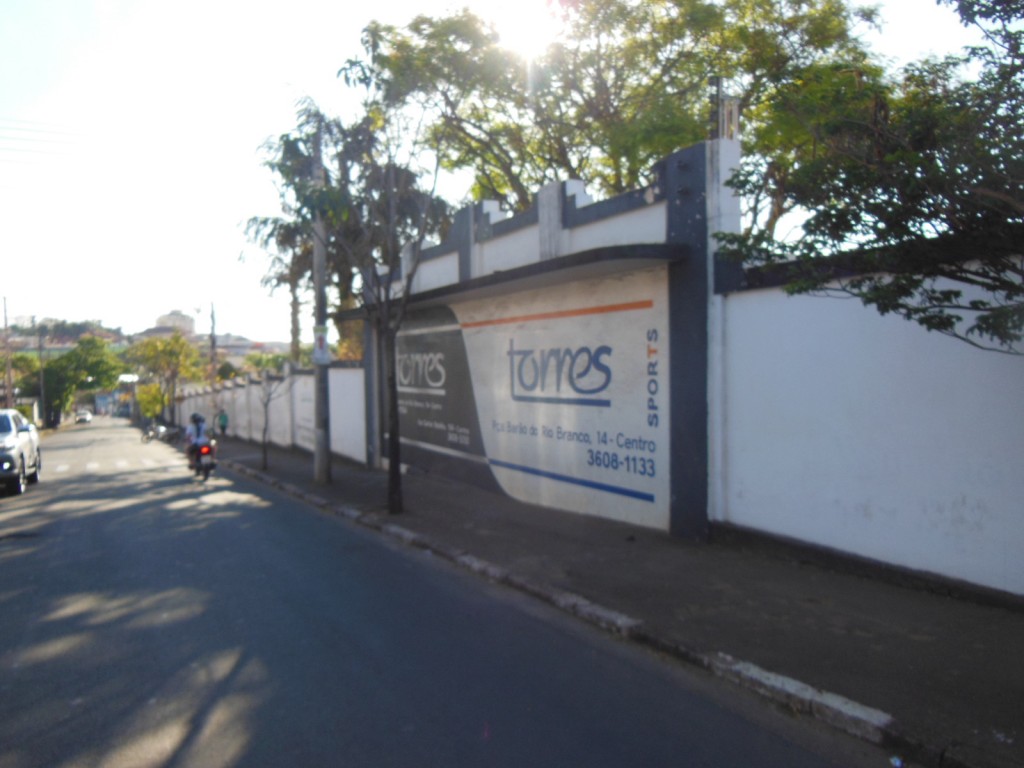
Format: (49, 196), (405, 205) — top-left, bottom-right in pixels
(190, 412), (205, 425)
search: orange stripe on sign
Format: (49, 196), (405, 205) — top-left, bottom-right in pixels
(461, 300), (654, 329)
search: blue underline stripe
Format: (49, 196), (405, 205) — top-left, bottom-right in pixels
(488, 459), (656, 503)
(510, 394), (611, 407)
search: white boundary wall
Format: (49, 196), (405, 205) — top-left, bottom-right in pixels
(714, 287), (1024, 595)
(178, 366), (367, 465)
(292, 374), (315, 452)
(330, 368), (367, 463)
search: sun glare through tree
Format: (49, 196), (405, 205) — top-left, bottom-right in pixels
(480, 0), (566, 61)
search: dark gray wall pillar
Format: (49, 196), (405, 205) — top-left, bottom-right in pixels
(665, 144), (710, 539)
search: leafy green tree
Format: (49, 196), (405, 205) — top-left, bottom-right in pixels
(73, 336), (124, 391)
(42, 336), (125, 425)
(319, 105), (449, 514)
(124, 333), (202, 423)
(13, 320), (126, 345)
(136, 382), (167, 420)
(10, 353), (39, 397)
(249, 116), (374, 364)
(43, 357), (79, 426)
(722, 0), (1023, 353)
(351, 0), (876, 211)
(217, 361), (240, 381)
(254, 97), (449, 512)
(243, 352), (289, 374)
(246, 216), (312, 364)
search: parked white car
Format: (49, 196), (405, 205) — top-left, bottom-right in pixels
(0, 409), (42, 496)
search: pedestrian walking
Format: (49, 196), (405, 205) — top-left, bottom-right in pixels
(217, 408), (228, 436)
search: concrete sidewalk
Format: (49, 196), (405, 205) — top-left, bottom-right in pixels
(214, 437), (1023, 768)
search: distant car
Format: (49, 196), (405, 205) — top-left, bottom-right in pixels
(0, 409), (42, 496)
(75, 410), (93, 424)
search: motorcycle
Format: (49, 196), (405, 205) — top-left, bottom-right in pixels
(142, 423), (182, 443)
(187, 438), (218, 481)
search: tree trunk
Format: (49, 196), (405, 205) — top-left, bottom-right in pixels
(383, 326), (403, 515)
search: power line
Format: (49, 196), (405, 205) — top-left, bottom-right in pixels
(0, 117), (82, 165)
(0, 116), (79, 134)
(0, 144), (74, 156)
(0, 129), (77, 144)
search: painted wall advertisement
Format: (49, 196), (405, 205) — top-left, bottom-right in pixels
(396, 266), (670, 530)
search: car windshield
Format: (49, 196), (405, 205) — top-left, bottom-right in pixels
(0, 414), (11, 434)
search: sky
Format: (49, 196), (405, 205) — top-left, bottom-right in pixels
(0, 0), (985, 344)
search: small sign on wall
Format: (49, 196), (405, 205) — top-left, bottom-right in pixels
(312, 325), (331, 366)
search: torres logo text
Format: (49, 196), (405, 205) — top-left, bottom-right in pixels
(397, 352), (447, 395)
(507, 339), (613, 407)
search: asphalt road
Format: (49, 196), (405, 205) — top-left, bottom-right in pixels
(0, 419), (900, 767)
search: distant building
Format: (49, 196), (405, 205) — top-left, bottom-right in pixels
(201, 334), (290, 369)
(130, 313), (288, 362)
(155, 310), (196, 335)
(131, 326), (183, 341)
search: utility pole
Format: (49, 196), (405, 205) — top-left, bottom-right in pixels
(210, 303), (217, 379)
(34, 317), (45, 426)
(210, 303), (218, 418)
(3, 298), (13, 409)
(312, 123), (331, 484)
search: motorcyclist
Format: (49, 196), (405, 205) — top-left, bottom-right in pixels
(184, 412), (211, 471)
